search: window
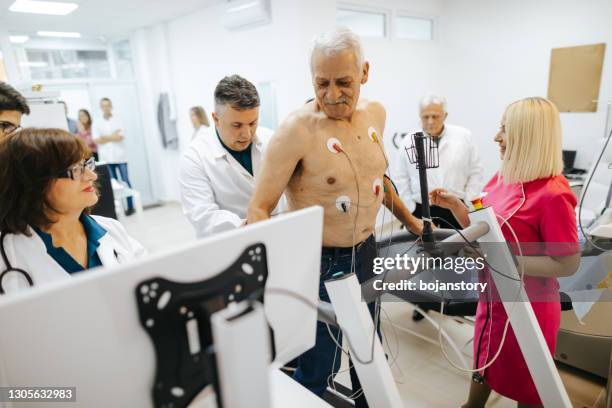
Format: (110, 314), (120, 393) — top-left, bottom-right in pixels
(21, 48), (111, 80)
(257, 81), (278, 129)
(395, 15), (434, 40)
(336, 8), (386, 38)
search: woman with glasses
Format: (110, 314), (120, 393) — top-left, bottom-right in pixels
(0, 128), (145, 295)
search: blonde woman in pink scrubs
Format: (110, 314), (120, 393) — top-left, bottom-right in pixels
(430, 97), (580, 407)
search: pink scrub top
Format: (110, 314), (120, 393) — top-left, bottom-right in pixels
(77, 128), (97, 153)
(475, 173), (578, 405)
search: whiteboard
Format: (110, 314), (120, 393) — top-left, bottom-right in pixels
(20, 103), (69, 130)
(0, 206), (323, 408)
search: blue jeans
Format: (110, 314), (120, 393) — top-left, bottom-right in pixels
(294, 235), (379, 408)
(108, 163), (133, 210)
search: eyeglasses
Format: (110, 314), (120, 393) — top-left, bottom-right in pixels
(0, 121), (21, 136)
(58, 157), (96, 180)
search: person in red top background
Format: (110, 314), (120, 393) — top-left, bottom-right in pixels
(76, 109), (98, 161)
(430, 97), (580, 407)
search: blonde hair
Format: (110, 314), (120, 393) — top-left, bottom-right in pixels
(190, 106), (210, 127)
(501, 97), (563, 184)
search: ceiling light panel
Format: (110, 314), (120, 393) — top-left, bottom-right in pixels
(9, 0), (78, 16)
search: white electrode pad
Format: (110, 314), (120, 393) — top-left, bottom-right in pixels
(336, 195), (351, 212)
(368, 127), (378, 142)
(372, 178), (383, 195)
(327, 138), (342, 154)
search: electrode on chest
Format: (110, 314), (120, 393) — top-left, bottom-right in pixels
(336, 196), (351, 213)
(372, 178), (383, 196)
(326, 138), (343, 154)
(368, 127), (379, 142)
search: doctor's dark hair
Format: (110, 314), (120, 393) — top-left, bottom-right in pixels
(0, 82), (30, 115)
(214, 75), (260, 112)
(0, 128), (92, 236)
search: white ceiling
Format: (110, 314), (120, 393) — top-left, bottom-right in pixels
(0, 0), (222, 38)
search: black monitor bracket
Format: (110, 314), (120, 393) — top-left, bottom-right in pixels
(135, 243), (268, 408)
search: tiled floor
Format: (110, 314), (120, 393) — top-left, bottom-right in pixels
(334, 300), (519, 408)
(123, 203), (608, 408)
(120, 201), (196, 253)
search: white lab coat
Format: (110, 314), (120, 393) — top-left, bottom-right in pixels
(394, 124), (484, 211)
(179, 126), (281, 238)
(0, 215), (146, 295)
(93, 115), (128, 163)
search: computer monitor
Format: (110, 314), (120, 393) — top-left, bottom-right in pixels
(562, 149), (577, 172)
(0, 206), (323, 407)
(91, 163), (118, 219)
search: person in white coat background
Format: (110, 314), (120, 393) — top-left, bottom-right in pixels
(0, 128), (145, 295)
(395, 94), (484, 322)
(395, 94), (484, 229)
(179, 75), (279, 238)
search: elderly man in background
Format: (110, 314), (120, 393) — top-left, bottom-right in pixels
(396, 94), (483, 229)
(395, 93), (483, 321)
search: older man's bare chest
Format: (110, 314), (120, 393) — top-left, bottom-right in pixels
(288, 114), (387, 205)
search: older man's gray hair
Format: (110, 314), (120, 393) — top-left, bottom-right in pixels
(420, 94), (448, 112)
(310, 27), (364, 72)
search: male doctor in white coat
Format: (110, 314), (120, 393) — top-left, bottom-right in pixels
(179, 75), (278, 238)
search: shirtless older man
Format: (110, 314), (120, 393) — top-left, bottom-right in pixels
(248, 28), (421, 405)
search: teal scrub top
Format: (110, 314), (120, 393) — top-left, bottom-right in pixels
(33, 214), (106, 274)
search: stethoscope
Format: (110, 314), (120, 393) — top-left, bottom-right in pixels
(0, 231), (34, 295)
(0, 231), (122, 295)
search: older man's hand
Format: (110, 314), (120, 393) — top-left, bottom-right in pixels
(429, 188), (462, 211)
(406, 217), (424, 236)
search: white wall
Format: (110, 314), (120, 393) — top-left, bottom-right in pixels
(132, 0), (336, 201)
(134, 0), (446, 200)
(132, 24), (179, 202)
(339, 0), (443, 167)
(165, 0), (334, 147)
(133, 0), (611, 202)
(167, 0), (446, 167)
(438, 0), (612, 178)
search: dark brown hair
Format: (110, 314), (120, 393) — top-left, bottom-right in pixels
(0, 128), (91, 235)
(214, 75), (260, 111)
(78, 109), (92, 130)
(0, 82), (30, 115)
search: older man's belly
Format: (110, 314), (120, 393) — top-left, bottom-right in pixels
(322, 205), (381, 247)
(287, 180), (384, 247)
